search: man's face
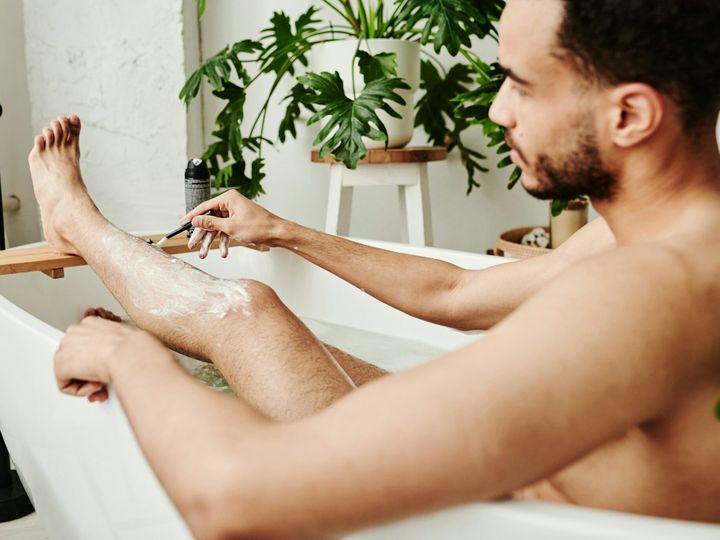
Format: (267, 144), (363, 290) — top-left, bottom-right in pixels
(489, 0), (618, 202)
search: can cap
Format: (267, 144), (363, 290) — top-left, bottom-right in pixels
(185, 158), (209, 179)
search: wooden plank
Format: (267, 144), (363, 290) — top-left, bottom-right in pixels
(311, 146), (447, 165)
(42, 268), (65, 279)
(0, 233), (268, 277)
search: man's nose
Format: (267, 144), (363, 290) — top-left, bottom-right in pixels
(489, 79), (515, 129)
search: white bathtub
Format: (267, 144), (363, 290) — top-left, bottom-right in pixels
(0, 239), (718, 539)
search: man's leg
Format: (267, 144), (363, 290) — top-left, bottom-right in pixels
(323, 344), (388, 386)
(28, 116), (373, 420)
(85, 305), (389, 388)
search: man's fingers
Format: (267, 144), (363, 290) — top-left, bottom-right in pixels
(219, 233), (229, 258)
(77, 381), (104, 397)
(58, 378), (105, 398)
(96, 307), (122, 322)
(88, 389), (109, 403)
(191, 214), (228, 233)
(60, 379), (83, 395)
(188, 226), (205, 249)
(180, 199), (219, 223)
(199, 230), (217, 259)
(180, 190), (237, 223)
(82, 306), (121, 322)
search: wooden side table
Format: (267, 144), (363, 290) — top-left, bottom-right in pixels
(311, 147), (447, 246)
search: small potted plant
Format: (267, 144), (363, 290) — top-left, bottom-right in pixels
(493, 198), (590, 259)
(180, 0), (508, 199)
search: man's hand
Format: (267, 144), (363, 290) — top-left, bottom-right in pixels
(181, 190), (284, 259)
(54, 316), (169, 403)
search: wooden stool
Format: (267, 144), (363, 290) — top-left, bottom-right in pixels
(311, 147), (447, 246)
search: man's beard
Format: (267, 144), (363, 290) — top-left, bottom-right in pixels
(517, 126), (618, 202)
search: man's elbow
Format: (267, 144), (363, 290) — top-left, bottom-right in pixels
(176, 470), (272, 540)
(179, 487), (258, 540)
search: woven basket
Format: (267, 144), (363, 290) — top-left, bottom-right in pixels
(495, 226), (551, 259)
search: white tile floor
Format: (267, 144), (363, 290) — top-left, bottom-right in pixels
(0, 513), (48, 539)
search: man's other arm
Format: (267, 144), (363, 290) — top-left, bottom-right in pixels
(186, 191), (615, 331)
(279, 215), (615, 330)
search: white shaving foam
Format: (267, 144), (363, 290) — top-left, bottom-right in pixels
(100, 224), (252, 320)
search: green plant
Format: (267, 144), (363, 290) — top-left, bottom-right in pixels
(181, 0), (509, 198)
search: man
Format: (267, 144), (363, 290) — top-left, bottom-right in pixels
(28, 0), (720, 537)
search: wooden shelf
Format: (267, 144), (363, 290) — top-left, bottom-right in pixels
(0, 233), (268, 279)
(311, 146), (447, 165)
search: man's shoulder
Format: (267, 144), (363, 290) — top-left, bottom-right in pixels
(532, 242), (701, 349)
(553, 241), (717, 369)
(564, 241), (691, 292)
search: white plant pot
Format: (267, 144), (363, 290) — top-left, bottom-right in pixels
(312, 38), (420, 149)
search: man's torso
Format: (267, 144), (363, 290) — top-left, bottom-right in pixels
(512, 232), (720, 523)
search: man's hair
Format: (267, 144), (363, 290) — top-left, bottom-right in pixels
(555, 0), (720, 133)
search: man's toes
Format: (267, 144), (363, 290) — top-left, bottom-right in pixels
(43, 127), (55, 148)
(32, 135), (45, 153)
(51, 120), (64, 146)
(57, 116), (71, 144)
(68, 115), (81, 136)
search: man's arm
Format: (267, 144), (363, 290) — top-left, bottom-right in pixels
(186, 191), (616, 330)
(56, 245), (694, 539)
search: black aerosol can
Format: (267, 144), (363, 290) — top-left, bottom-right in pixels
(184, 158), (211, 235)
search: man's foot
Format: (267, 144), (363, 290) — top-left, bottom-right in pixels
(28, 115), (99, 255)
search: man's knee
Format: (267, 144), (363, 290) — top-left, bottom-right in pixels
(235, 279), (281, 312)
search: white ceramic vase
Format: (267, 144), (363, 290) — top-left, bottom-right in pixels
(312, 38), (420, 149)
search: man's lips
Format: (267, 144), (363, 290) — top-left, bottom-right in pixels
(505, 133), (527, 166)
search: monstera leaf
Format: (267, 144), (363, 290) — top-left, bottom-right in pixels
(299, 71), (410, 169)
(278, 82), (317, 143)
(415, 60), (473, 146)
(179, 39), (261, 105)
(395, 0), (502, 55)
(356, 51), (399, 83)
(259, 7), (320, 76)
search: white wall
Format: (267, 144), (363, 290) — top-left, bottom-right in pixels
(21, 0), (201, 233)
(0, 0), (41, 247)
(13, 2), (718, 252)
(199, 0), (551, 253)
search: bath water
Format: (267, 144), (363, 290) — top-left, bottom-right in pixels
(177, 318), (449, 394)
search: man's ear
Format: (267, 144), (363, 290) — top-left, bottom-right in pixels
(607, 83), (665, 148)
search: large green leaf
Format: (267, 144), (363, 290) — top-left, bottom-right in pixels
(394, 0), (502, 55)
(278, 82), (317, 143)
(551, 199), (570, 217)
(356, 51), (399, 83)
(415, 60), (472, 146)
(212, 83), (247, 162)
(179, 39), (261, 105)
(299, 71), (410, 169)
(415, 60), (494, 193)
(259, 7), (320, 76)
(201, 80), (271, 197)
(451, 56), (522, 190)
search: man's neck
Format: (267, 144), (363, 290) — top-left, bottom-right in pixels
(592, 131), (720, 246)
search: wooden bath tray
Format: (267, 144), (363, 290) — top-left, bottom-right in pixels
(0, 234), (268, 279)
